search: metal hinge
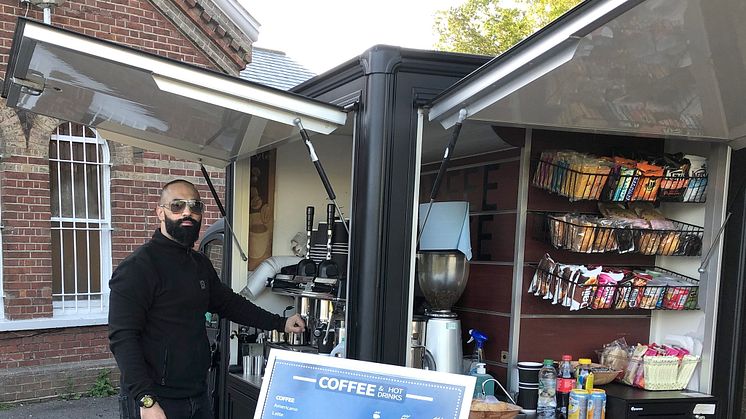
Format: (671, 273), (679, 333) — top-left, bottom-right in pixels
(12, 71), (46, 96)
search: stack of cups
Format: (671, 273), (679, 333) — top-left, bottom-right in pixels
(243, 342), (265, 377)
(517, 361), (542, 414)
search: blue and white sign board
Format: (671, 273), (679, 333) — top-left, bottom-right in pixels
(253, 349), (476, 419)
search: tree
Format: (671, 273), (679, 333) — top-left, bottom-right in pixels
(435, 0), (582, 56)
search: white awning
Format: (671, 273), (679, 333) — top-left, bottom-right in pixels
(3, 19), (347, 167)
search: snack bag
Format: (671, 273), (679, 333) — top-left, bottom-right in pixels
(683, 154), (707, 202)
(631, 162), (664, 201)
(569, 215), (597, 253)
(659, 157), (690, 200)
(534, 151), (556, 190)
(610, 157), (639, 201)
(529, 253), (554, 295)
(622, 344), (647, 386)
(599, 338), (630, 374)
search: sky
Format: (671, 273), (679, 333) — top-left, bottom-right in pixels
(240, 0), (466, 74)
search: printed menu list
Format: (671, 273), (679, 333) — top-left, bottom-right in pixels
(254, 350), (475, 419)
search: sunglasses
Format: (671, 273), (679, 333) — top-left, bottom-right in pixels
(159, 199), (205, 214)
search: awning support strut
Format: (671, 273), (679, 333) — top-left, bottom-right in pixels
(294, 118), (350, 235)
(200, 163), (248, 261)
(417, 109), (468, 245)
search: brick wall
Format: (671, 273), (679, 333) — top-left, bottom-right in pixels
(0, 358), (120, 403)
(109, 147), (224, 267)
(0, 0), (219, 75)
(0, 327), (116, 401)
(0, 110), (59, 321)
(0, 326), (111, 369)
(0, 0), (230, 403)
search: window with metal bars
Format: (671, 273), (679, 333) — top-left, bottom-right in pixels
(49, 123), (112, 316)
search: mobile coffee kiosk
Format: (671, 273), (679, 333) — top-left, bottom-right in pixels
(5, 0), (746, 417)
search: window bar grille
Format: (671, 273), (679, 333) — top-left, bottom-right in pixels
(51, 124), (110, 314)
(55, 134), (65, 311)
(82, 128), (91, 311)
(48, 220), (103, 227)
(68, 128), (80, 313)
(95, 133), (103, 311)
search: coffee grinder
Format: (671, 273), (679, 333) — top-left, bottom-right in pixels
(417, 201), (471, 374)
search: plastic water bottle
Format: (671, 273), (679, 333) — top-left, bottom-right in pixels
(538, 359), (557, 418)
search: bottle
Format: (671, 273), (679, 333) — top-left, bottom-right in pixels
(537, 359), (557, 418)
(466, 329), (488, 374)
(556, 355), (575, 419)
(469, 362), (495, 398)
(576, 358), (594, 391)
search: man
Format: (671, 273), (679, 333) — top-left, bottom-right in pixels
(109, 179), (305, 419)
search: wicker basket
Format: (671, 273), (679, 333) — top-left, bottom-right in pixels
(469, 400), (522, 419)
(592, 368), (623, 385)
(641, 355), (700, 390)
(570, 362), (622, 385)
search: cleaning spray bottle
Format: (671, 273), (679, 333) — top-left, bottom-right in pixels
(466, 329), (488, 374)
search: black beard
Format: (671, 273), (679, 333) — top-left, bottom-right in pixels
(164, 217), (202, 247)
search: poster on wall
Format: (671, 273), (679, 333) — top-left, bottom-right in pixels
(254, 349), (475, 419)
(248, 150), (276, 271)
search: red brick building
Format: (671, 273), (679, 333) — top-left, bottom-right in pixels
(0, 0), (259, 402)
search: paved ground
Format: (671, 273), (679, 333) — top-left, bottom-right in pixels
(0, 396), (119, 419)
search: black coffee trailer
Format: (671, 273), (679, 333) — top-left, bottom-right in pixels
(6, 0), (746, 416)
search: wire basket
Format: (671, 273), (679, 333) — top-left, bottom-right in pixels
(533, 158), (707, 203)
(546, 214), (704, 256)
(530, 258), (699, 311)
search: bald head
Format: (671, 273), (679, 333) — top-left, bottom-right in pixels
(160, 179), (200, 205)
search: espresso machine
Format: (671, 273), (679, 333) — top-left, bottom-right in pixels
(416, 201), (472, 374)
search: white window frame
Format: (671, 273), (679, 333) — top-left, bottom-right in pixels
(0, 160), (4, 321)
(48, 125), (112, 320)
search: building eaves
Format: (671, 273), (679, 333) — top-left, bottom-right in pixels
(150, 0), (258, 75)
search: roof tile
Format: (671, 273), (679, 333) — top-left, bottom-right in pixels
(240, 47), (316, 90)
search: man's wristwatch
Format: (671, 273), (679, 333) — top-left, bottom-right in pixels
(138, 394), (156, 408)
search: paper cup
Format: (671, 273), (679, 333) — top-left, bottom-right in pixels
(517, 361), (542, 383)
(518, 387), (539, 410)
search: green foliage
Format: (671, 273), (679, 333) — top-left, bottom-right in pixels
(87, 370), (118, 398)
(58, 377), (81, 401)
(0, 402), (13, 410)
(435, 0), (582, 56)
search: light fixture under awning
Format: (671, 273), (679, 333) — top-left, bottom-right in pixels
(428, 0), (746, 147)
(2, 18), (347, 167)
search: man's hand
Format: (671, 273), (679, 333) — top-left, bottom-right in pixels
(140, 402), (167, 419)
(284, 313), (306, 333)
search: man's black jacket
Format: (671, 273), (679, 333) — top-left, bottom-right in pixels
(108, 229), (286, 401)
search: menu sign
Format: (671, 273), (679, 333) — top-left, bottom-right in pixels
(254, 349), (475, 419)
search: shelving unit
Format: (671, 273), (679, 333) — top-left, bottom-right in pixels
(527, 146), (706, 316)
